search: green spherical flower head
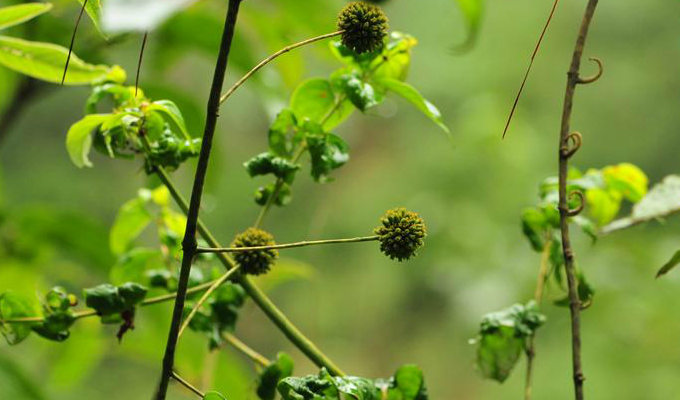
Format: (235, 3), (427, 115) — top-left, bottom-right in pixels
(338, 2), (389, 54)
(232, 228), (278, 276)
(374, 208), (426, 261)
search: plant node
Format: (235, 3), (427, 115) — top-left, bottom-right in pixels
(337, 2), (389, 54)
(232, 228), (279, 275)
(375, 208), (426, 261)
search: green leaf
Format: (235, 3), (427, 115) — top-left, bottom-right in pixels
(109, 196), (153, 255)
(656, 249), (680, 279)
(278, 368), (339, 400)
(338, 73), (381, 112)
(0, 36), (111, 84)
(244, 152), (300, 182)
(0, 3), (52, 31)
(65, 113), (111, 168)
(76, 0), (107, 38)
(389, 365), (428, 400)
(290, 78), (353, 130)
(334, 376), (381, 400)
(370, 32), (418, 81)
(148, 100), (191, 140)
(572, 215), (597, 243)
(0, 292), (39, 345)
(257, 352), (295, 400)
(521, 207), (547, 252)
(453, 0), (484, 50)
(473, 301), (545, 382)
(375, 78), (449, 135)
(203, 391), (228, 400)
(306, 132), (349, 183)
(83, 283), (147, 316)
(269, 109), (300, 157)
(601, 175), (680, 234)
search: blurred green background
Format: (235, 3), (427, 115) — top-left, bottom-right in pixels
(1, 0), (679, 399)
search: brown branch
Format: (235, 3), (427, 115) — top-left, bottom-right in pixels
(154, 1), (243, 399)
(557, 1), (600, 399)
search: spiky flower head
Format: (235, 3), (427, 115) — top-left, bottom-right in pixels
(232, 228), (278, 276)
(337, 2), (389, 54)
(374, 208), (426, 261)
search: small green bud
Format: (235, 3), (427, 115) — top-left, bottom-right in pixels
(232, 228), (279, 275)
(375, 208), (426, 261)
(337, 2), (389, 54)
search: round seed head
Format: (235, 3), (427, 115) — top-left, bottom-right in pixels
(374, 208), (426, 261)
(337, 2), (389, 54)
(232, 228), (278, 276)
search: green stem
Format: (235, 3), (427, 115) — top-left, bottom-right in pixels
(221, 332), (270, 368)
(155, 1), (243, 399)
(197, 235), (378, 253)
(154, 166), (346, 377)
(171, 371), (204, 398)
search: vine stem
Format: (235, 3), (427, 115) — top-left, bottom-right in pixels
(171, 371), (204, 398)
(154, 166), (346, 377)
(219, 31), (343, 105)
(197, 235), (379, 253)
(155, 1), (243, 399)
(61, 0), (88, 85)
(558, 1), (599, 399)
(178, 266), (242, 338)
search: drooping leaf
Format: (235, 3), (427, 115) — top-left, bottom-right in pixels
(257, 352), (295, 400)
(65, 114), (111, 168)
(76, 0), (107, 38)
(0, 36), (111, 84)
(268, 109), (300, 158)
(83, 282), (147, 316)
(656, 249), (680, 279)
(109, 196), (153, 255)
(306, 131), (349, 183)
(521, 207), (547, 252)
(0, 292), (39, 345)
(0, 3), (53, 31)
(453, 0), (484, 51)
(375, 78), (449, 134)
(473, 301), (545, 382)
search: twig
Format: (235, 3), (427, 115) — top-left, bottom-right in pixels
(153, 166), (346, 377)
(62, 0), (89, 85)
(155, 1), (243, 399)
(557, 1), (600, 399)
(196, 235), (379, 254)
(502, 0), (560, 138)
(171, 371), (204, 398)
(178, 266), (242, 338)
(219, 31), (343, 105)
(135, 31), (149, 97)
(221, 332), (270, 368)
(524, 239), (552, 400)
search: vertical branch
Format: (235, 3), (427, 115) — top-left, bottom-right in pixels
(154, 1), (243, 399)
(557, 1), (600, 399)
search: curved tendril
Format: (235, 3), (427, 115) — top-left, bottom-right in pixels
(562, 131), (583, 159)
(567, 190), (585, 217)
(577, 57), (603, 84)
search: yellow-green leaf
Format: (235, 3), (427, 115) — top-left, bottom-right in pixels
(0, 3), (52, 31)
(0, 36), (110, 85)
(65, 114), (111, 168)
